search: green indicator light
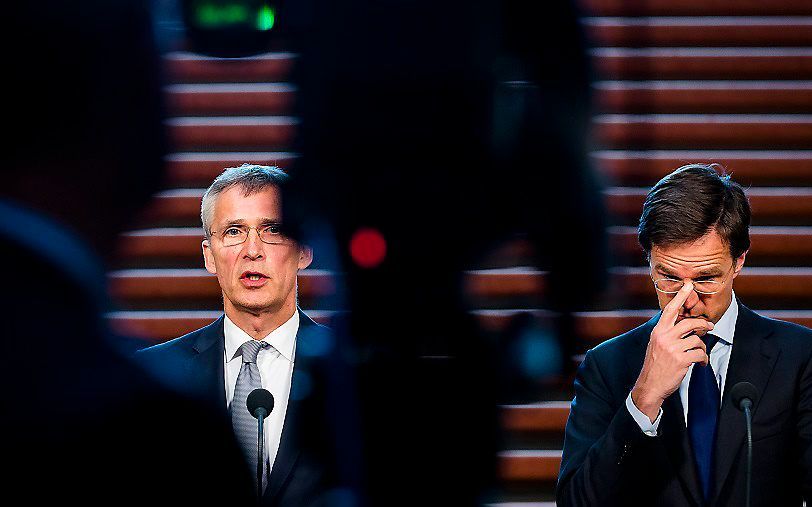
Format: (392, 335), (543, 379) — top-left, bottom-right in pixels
(195, 3), (250, 28)
(256, 5), (275, 31)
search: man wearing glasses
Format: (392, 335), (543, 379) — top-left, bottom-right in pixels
(557, 164), (812, 506)
(137, 164), (351, 506)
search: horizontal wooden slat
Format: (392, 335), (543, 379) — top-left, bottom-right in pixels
(580, 0), (812, 16)
(499, 450), (561, 482)
(167, 117), (298, 151)
(118, 226), (812, 266)
(593, 150), (812, 186)
(609, 225), (812, 263)
(501, 402), (570, 433)
(595, 81), (812, 114)
(164, 52), (294, 83)
(165, 84), (295, 116)
(593, 48), (812, 80)
(164, 49), (812, 84)
(141, 187), (812, 226)
(108, 268), (336, 300)
(164, 152), (296, 187)
(584, 17), (812, 47)
(595, 114), (812, 149)
(606, 187), (812, 222)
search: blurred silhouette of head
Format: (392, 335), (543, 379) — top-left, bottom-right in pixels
(3, 2), (166, 260)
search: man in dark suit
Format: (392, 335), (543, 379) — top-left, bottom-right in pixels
(557, 164), (812, 506)
(137, 164), (362, 506)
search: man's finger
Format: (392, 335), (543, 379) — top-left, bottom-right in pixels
(681, 334), (706, 353)
(673, 318), (714, 339)
(686, 349), (709, 367)
(660, 281), (695, 326)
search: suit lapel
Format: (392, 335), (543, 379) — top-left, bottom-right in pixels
(631, 313), (703, 506)
(709, 303), (778, 505)
(264, 310), (321, 500)
(190, 316), (228, 413)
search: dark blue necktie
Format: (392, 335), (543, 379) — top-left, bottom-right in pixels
(687, 333), (721, 502)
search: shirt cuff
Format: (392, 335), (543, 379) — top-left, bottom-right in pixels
(625, 391), (662, 437)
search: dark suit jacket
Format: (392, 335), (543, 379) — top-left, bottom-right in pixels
(136, 311), (361, 506)
(557, 302), (812, 506)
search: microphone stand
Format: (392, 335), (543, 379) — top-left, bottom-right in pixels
(255, 406), (268, 501)
(742, 399), (753, 507)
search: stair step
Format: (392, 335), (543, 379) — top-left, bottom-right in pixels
(580, 0), (812, 16)
(165, 52), (294, 83)
(593, 48), (812, 80)
(595, 81), (812, 113)
(109, 309), (812, 347)
(118, 226), (812, 266)
(108, 267), (812, 306)
(164, 152), (296, 187)
(167, 116), (297, 151)
(593, 150), (812, 186)
(165, 83), (295, 115)
(596, 114), (812, 149)
(140, 187), (812, 226)
(609, 225), (812, 264)
(163, 49), (812, 84)
(584, 17), (812, 47)
(607, 187), (812, 223)
(499, 450), (561, 482)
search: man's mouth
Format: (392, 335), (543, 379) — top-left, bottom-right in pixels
(240, 271), (269, 281)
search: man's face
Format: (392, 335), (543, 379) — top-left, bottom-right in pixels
(649, 229), (746, 324)
(202, 185), (312, 317)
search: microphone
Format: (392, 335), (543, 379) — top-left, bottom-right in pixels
(246, 389), (275, 499)
(247, 388), (275, 419)
(730, 382), (758, 507)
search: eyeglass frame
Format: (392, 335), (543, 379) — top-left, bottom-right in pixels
(208, 223), (293, 247)
(649, 262), (736, 295)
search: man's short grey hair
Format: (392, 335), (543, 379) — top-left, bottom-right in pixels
(200, 163), (289, 238)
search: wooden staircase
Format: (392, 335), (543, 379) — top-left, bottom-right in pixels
(110, 0), (812, 503)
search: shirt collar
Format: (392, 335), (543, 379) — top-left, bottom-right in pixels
(224, 311), (299, 364)
(711, 290), (738, 346)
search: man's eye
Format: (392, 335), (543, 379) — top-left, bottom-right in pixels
(224, 227), (243, 236)
(262, 224), (281, 234)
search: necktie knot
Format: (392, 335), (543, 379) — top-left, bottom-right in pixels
(703, 333), (720, 354)
(240, 339), (270, 364)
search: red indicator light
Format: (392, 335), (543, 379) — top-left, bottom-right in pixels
(349, 228), (387, 268)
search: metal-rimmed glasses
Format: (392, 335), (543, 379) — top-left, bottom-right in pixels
(650, 264), (734, 295)
(209, 224), (292, 247)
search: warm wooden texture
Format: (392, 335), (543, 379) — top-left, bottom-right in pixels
(164, 52), (294, 83)
(593, 151), (812, 186)
(584, 17), (812, 47)
(593, 48), (812, 80)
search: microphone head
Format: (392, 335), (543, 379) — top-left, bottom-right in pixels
(246, 388), (275, 419)
(730, 382), (759, 411)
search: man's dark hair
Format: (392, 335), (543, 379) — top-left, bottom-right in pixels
(638, 163), (751, 259)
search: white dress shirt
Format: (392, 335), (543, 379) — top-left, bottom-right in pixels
(224, 311), (298, 471)
(627, 292), (738, 436)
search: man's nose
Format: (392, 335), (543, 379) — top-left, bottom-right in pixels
(242, 228), (264, 258)
(682, 282), (701, 311)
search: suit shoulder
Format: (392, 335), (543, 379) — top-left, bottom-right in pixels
(758, 313), (812, 351)
(588, 317), (653, 361)
(134, 319), (219, 363)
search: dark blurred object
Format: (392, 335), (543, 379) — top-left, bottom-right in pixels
(1, 2), (253, 504)
(285, 0), (607, 504)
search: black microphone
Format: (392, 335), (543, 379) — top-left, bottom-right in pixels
(247, 388), (275, 499)
(730, 382), (758, 507)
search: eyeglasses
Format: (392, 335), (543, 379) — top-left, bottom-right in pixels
(650, 264), (734, 295)
(210, 224), (292, 247)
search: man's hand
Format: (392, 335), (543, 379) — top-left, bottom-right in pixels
(631, 282), (714, 421)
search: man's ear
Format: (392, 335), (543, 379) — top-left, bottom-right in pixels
(298, 245), (313, 270)
(732, 249), (748, 278)
(203, 239), (217, 275)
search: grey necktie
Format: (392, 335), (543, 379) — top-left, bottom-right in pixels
(232, 339), (272, 493)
